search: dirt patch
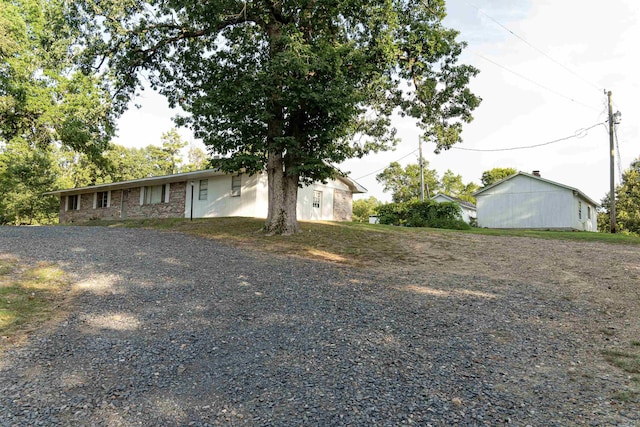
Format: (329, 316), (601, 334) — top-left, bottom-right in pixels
(375, 231), (640, 389)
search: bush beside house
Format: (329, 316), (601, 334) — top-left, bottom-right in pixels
(376, 201), (469, 229)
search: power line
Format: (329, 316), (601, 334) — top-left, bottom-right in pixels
(354, 149), (419, 180)
(464, 1), (603, 93)
(451, 122), (605, 152)
(475, 53), (601, 112)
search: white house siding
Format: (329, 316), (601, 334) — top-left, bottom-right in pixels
(571, 193), (597, 231)
(460, 207), (475, 224)
(185, 174), (261, 219)
(476, 174), (576, 229)
(296, 179), (351, 221)
(183, 173), (351, 221)
(254, 173), (269, 217)
(431, 194), (476, 224)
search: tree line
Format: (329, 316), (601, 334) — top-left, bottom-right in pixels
(353, 165), (516, 222)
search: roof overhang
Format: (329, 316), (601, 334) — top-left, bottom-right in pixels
(431, 193), (476, 210)
(45, 168), (368, 197)
(473, 172), (600, 207)
(337, 175), (367, 194)
(43, 169), (228, 197)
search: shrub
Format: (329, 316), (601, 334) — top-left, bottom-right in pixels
(376, 201), (470, 230)
(377, 202), (409, 225)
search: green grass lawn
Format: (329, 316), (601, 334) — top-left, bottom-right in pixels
(457, 226), (640, 244)
(0, 257), (69, 350)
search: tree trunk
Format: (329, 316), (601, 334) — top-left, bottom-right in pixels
(264, 151), (300, 235)
(262, 19), (300, 235)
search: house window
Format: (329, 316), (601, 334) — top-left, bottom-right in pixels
(578, 201), (582, 220)
(587, 206), (591, 220)
(67, 194), (79, 211)
(144, 185), (166, 205)
(199, 179), (208, 200)
(96, 191), (109, 208)
(231, 175), (241, 197)
(313, 190), (322, 209)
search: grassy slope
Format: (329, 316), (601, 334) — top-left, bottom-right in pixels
(75, 217), (640, 267)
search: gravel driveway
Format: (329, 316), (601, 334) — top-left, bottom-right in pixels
(0, 226), (636, 426)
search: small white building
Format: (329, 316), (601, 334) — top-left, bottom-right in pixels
(431, 193), (477, 224)
(473, 171), (599, 231)
(45, 169), (366, 223)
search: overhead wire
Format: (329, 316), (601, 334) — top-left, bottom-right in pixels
(451, 122), (605, 152)
(474, 53), (601, 112)
(354, 149), (419, 180)
(464, 1), (603, 93)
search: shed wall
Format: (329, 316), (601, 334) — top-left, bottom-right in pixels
(476, 175), (574, 229)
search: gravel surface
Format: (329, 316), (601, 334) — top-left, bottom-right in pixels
(0, 226), (637, 426)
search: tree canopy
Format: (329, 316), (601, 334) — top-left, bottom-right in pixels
(441, 170), (479, 203)
(0, 0), (114, 158)
(72, 0), (481, 234)
(480, 167), (517, 187)
(377, 162), (478, 204)
(352, 196), (382, 223)
(599, 157), (640, 235)
(0, 0), (116, 224)
(376, 160), (440, 203)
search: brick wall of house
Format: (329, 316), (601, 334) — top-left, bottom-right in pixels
(333, 189), (353, 221)
(123, 182), (186, 219)
(58, 181), (187, 223)
(59, 192), (122, 223)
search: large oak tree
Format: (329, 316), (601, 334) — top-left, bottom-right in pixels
(73, 0), (480, 234)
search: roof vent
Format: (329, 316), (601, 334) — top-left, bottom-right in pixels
(532, 170), (541, 177)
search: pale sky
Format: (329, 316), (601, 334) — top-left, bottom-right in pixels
(113, 0), (639, 204)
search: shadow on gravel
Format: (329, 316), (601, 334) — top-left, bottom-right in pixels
(0, 226), (636, 426)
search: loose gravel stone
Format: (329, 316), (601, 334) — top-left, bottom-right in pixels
(0, 226), (637, 426)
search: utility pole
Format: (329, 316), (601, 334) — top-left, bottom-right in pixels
(607, 90), (616, 233)
(419, 137), (425, 202)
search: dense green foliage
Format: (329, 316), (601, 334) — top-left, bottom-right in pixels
(352, 196), (382, 223)
(0, 141), (59, 224)
(376, 160), (440, 203)
(377, 201), (469, 229)
(441, 170), (479, 203)
(71, 0), (480, 233)
(0, 0), (114, 158)
(0, 128), (208, 224)
(599, 157), (640, 236)
(376, 161), (478, 203)
(480, 167), (517, 187)
(0, 0), (116, 224)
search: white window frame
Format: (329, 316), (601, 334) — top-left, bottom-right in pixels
(142, 184), (169, 205)
(312, 190), (322, 209)
(587, 205), (591, 220)
(231, 175), (241, 197)
(199, 179), (208, 200)
(578, 201), (582, 220)
(94, 191), (110, 209)
(66, 194), (80, 211)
